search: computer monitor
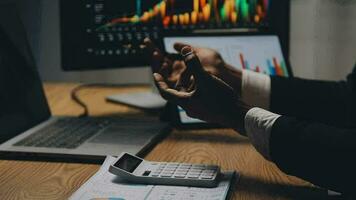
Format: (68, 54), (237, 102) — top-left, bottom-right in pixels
(59, 0), (290, 109)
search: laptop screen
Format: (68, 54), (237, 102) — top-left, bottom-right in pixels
(0, 4), (51, 143)
(164, 35), (290, 124)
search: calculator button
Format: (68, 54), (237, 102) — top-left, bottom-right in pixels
(174, 174), (186, 178)
(202, 170), (216, 174)
(202, 173), (215, 178)
(180, 164), (192, 167)
(151, 173), (160, 177)
(163, 170), (175, 174)
(165, 166), (178, 170)
(175, 170), (187, 174)
(201, 172), (215, 175)
(188, 171), (200, 174)
(162, 171), (174, 174)
(174, 172), (187, 176)
(160, 174), (173, 178)
(177, 168), (188, 171)
(187, 174), (200, 179)
(191, 165), (205, 169)
(178, 166), (190, 170)
(176, 170), (188, 174)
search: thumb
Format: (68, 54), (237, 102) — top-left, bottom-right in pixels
(181, 46), (206, 82)
(174, 42), (191, 53)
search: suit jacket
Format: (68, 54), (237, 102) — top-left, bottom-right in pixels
(269, 66), (356, 196)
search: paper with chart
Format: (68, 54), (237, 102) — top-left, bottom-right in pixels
(69, 156), (236, 200)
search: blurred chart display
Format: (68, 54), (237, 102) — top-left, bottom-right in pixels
(60, 0), (271, 70)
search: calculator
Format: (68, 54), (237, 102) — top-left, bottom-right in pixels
(109, 153), (221, 188)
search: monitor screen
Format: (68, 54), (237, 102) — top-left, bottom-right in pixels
(163, 35), (289, 124)
(60, 0), (274, 70)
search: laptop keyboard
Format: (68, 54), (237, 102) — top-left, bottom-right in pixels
(13, 118), (111, 149)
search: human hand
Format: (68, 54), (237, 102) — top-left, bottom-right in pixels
(143, 39), (243, 96)
(143, 38), (250, 133)
(173, 43), (243, 95)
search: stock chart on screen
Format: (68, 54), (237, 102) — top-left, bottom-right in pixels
(60, 0), (271, 70)
(95, 0), (270, 30)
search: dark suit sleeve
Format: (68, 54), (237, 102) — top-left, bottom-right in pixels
(270, 116), (356, 196)
(270, 68), (356, 127)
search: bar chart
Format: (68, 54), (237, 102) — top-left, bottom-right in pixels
(239, 53), (288, 76)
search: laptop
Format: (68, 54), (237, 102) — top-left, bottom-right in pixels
(0, 3), (169, 161)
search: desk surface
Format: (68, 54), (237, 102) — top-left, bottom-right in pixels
(0, 83), (326, 200)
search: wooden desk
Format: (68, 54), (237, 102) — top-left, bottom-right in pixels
(0, 83), (326, 199)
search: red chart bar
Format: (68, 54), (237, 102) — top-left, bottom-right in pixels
(240, 53), (246, 70)
(255, 66), (260, 72)
(273, 57), (283, 76)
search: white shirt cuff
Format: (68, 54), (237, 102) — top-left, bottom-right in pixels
(241, 70), (271, 109)
(245, 107), (281, 160)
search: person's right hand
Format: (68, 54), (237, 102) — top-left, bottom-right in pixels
(173, 43), (243, 95)
(143, 38), (250, 133)
(143, 38), (243, 97)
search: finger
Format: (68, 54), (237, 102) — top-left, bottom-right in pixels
(172, 47), (193, 89)
(181, 46), (206, 83)
(174, 43), (203, 55)
(166, 54), (182, 62)
(143, 38), (159, 54)
(168, 60), (189, 91)
(159, 61), (171, 78)
(176, 67), (192, 91)
(153, 73), (192, 101)
(172, 60), (185, 72)
(143, 38), (165, 73)
(153, 73), (174, 101)
(174, 42), (191, 53)
(150, 51), (164, 73)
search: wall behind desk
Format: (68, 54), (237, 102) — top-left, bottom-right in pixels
(19, 0), (356, 83)
(290, 0), (356, 80)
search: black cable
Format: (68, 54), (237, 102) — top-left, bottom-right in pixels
(70, 83), (121, 118)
